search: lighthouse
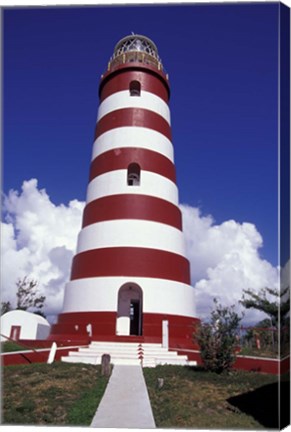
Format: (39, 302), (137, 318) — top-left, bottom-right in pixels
(50, 35), (198, 350)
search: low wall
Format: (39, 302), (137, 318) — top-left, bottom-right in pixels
(1, 345), (85, 366)
(2, 339), (289, 375)
(174, 348), (289, 375)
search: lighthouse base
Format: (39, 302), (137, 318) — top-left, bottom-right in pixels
(49, 311), (200, 350)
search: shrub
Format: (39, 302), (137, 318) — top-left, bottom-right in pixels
(194, 299), (243, 373)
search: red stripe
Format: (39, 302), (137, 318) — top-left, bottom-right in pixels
(52, 312), (117, 338)
(95, 108), (172, 141)
(89, 148), (176, 182)
(82, 194), (183, 230)
(71, 247), (190, 284)
(100, 66), (169, 103)
(49, 311), (198, 348)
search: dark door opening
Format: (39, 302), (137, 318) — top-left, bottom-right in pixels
(116, 283), (143, 336)
(10, 325), (21, 341)
(130, 300), (142, 335)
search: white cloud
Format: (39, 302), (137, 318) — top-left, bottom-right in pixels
(180, 204), (279, 323)
(1, 179), (85, 321)
(1, 179), (280, 325)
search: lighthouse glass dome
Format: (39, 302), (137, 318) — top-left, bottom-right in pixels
(108, 34), (165, 73)
(114, 35), (159, 59)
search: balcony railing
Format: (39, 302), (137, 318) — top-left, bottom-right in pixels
(107, 51), (168, 79)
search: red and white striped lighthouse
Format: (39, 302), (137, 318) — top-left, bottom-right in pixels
(50, 35), (198, 349)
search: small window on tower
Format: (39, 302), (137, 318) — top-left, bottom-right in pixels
(129, 80), (141, 97)
(127, 163), (141, 186)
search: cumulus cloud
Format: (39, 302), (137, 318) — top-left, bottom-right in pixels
(1, 179), (280, 325)
(1, 179), (85, 321)
(180, 204), (279, 323)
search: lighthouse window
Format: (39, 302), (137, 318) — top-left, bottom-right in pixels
(127, 163), (140, 186)
(129, 80), (141, 97)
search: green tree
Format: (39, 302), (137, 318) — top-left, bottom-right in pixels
(240, 286), (290, 328)
(194, 299), (243, 374)
(242, 318), (275, 352)
(16, 276), (46, 317)
(1, 301), (12, 316)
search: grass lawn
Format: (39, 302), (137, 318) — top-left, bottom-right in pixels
(239, 346), (278, 358)
(143, 365), (283, 429)
(2, 362), (287, 428)
(1, 341), (34, 352)
(2, 362), (110, 426)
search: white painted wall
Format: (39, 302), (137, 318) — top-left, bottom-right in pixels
(76, 219), (186, 256)
(86, 170), (178, 205)
(97, 90), (171, 124)
(92, 127), (174, 162)
(62, 277), (196, 318)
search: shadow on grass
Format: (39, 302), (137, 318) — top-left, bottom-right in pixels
(184, 365), (206, 372)
(227, 381), (290, 429)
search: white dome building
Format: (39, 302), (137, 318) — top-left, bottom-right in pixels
(1, 310), (51, 342)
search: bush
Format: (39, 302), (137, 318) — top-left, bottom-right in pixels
(194, 299), (243, 373)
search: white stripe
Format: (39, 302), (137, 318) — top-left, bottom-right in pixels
(86, 170), (178, 205)
(76, 220), (186, 256)
(97, 90), (171, 124)
(92, 127), (174, 162)
(62, 277), (196, 317)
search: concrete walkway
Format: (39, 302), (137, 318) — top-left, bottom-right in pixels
(91, 365), (156, 428)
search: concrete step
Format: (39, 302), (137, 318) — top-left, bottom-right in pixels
(90, 341), (161, 346)
(155, 358), (188, 365)
(81, 347), (140, 354)
(61, 355), (99, 365)
(141, 357), (193, 367)
(69, 352), (140, 361)
(143, 352), (188, 360)
(61, 342), (197, 368)
(90, 342), (140, 348)
(142, 361), (156, 368)
(78, 343), (167, 354)
(77, 348), (139, 355)
(78, 348), (183, 359)
(111, 358), (141, 365)
(61, 355), (141, 365)
(142, 349), (182, 356)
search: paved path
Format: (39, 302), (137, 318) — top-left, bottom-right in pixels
(91, 365), (156, 428)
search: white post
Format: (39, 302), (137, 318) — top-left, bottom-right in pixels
(162, 320), (169, 349)
(47, 342), (57, 364)
(86, 323), (92, 337)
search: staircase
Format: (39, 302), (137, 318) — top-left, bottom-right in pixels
(61, 341), (197, 367)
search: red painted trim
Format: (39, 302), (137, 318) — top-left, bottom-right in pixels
(95, 108), (172, 141)
(234, 355), (280, 374)
(280, 355), (290, 375)
(143, 313), (199, 348)
(100, 65), (169, 102)
(1, 347), (81, 366)
(70, 247), (191, 284)
(174, 350), (282, 375)
(2, 342), (284, 375)
(82, 194), (183, 230)
(49, 311), (197, 349)
(14, 339), (89, 348)
(50, 312), (117, 340)
(89, 148), (176, 183)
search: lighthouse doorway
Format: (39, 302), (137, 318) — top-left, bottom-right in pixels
(116, 283), (143, 336)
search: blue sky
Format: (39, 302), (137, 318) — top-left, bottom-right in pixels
(3, 2), (280, 268)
